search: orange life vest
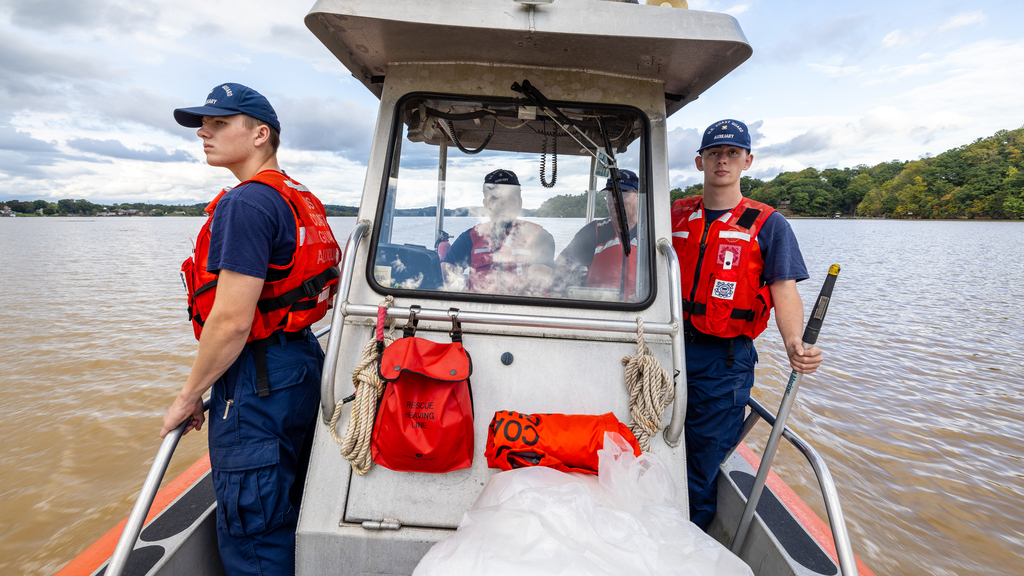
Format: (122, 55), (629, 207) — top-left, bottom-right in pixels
(670, 196), (774, 339)
(180, 170), (341, 342)
(584, 219), (638, 299)
(467, 220), (544, 294)
(485, 411), (642, 475)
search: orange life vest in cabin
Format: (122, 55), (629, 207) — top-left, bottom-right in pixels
(584, 219), (638, 299)
(467, 220), (545, 294)
(670, 196), (774, 339)
(180, 170), (342, 342)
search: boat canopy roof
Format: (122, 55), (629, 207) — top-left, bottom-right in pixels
(305, 0), (751, 116)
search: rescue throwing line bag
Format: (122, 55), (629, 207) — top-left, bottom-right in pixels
(371, 316), (474, 473)
(485, 411), (641, 475)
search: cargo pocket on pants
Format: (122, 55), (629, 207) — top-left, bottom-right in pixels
(211, 440), (286, 538)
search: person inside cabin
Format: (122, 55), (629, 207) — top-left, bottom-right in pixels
(672, 119), (822, 530)
(441, 169), (555, 296)
(551, 169), (641, 301)
(160, 83), (340, 575)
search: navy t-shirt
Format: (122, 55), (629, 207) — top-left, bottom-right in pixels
(206, 181), (296, 279)
(703, 208), (808, 285)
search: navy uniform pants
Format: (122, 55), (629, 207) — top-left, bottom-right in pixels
(684, 336), (757, 530)
(207, 330), (323, 576)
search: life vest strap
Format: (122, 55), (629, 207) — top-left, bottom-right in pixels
(684, 330), (752, 368)
(682, 299), (754, 321)
(193, 278), (218, 297)
(256, 267), (340, 314)
(248, 327), (311, 398)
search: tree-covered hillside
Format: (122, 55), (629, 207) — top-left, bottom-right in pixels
(666, 127), (1024, 219)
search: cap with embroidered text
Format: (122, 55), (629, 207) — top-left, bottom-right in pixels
(697, 119), (750, 153)
(174, 83), (281, 134)
(484, 169), (520, 186)
(604, 169), (639, 192)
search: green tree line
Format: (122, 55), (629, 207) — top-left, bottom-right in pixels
(1, 199), (363, 217)
(673, 127), (1024, 219)
(9, 128), (1022, 220)
(545, 127), (1024, 220)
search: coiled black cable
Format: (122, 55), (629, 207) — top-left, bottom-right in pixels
(540, 130), (558, 188)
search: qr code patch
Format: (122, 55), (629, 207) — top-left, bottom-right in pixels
(712, 279), (736, 300)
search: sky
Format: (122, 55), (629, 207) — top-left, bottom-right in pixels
(1, 0), (1022, 206)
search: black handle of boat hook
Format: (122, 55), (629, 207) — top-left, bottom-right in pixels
(732, 264), (841, 556)
(802, 264), (840, 346)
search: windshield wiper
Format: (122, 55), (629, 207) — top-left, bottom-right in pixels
(510, 79), (631, 255)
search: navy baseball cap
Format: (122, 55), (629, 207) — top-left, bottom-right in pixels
(174, 83), (281, 134)
(484, 169), (520, 186)
(697, 119), (750, 153)
(604, 169), (639, 192)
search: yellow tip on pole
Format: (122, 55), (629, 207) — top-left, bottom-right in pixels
(828, 263), (841, 276)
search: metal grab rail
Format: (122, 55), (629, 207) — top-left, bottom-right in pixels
(106, 397), (211, 576)
(732, 398), (858, 576)
(318, 232), (687, 440)
(320, 220), (370, 423)
(109, 324), (334, 575)
(341, 304), (676, 335)
(657, 238), (687, 447)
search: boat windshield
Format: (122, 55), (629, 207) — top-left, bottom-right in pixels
(370, 93), (653, 307)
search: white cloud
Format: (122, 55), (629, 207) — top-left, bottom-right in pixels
(882, 29), (911, 48)
(938, 11), (986, 32)
(807, 62), (861, 77)
(724, 3), (751, 17)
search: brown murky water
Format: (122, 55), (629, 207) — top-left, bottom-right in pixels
(1, 217), (1021, 575)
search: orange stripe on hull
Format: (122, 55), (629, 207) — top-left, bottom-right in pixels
(54, 453), (212, 576)
(736, 443), (875, 576)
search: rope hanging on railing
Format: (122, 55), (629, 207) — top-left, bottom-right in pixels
(622, 317), (674, 452)
(330, 295), (395, 475)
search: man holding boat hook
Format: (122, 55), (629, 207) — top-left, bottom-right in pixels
(672, 119), (822, 530)
(161, 83), (340, 575)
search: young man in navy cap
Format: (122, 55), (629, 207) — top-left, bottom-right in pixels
(162, 83), (340, 575)
(552, 169), (643, 301)
(671, 119), (822, 530)
(441, 169), (555, 295)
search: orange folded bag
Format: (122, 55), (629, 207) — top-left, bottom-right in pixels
(485, 411), (641, 474)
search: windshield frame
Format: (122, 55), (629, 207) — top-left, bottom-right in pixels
(366, 90), (657, 311)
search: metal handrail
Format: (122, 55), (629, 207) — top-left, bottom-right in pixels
(320, 220), (370, 423)
(340, 304), (676, 335)
(734, 398), (858, 576)
(318, 233), (687, 438)
(106, 397), (211, 576)
(657, 238), (686, 447)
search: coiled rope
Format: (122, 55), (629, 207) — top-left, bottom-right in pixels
(622, 317), (674, 452)
(330, 296), (395, 475)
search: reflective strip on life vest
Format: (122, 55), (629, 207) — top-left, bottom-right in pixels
(283, 179), (310, 192)
(719, 231), (751, 242)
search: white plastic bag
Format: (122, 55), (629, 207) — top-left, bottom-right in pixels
(413, 433), (753, 576)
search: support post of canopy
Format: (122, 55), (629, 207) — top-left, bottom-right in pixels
(586, 155), (597, 223)
(434, 133), (448, 249)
